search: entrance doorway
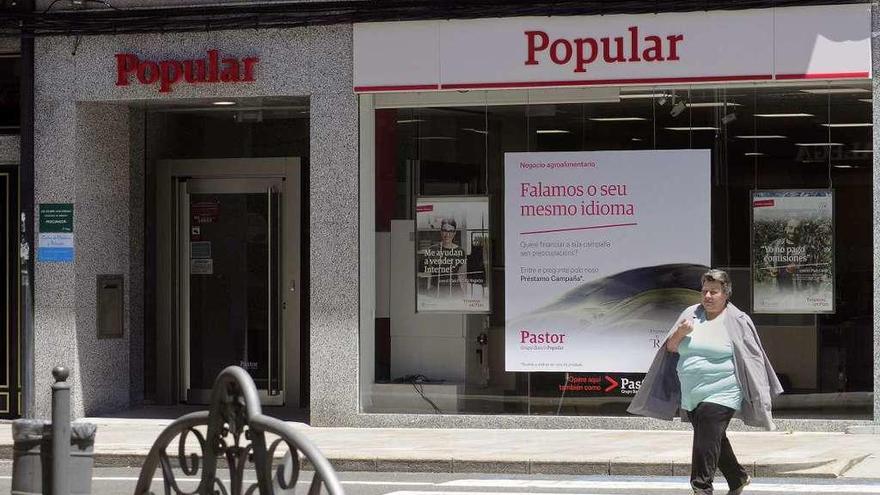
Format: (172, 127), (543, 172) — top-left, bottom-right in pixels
(157, 158), (300, 406)
(0, 165), (20, 418)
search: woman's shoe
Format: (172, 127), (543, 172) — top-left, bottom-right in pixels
(727, 475), (751, 495)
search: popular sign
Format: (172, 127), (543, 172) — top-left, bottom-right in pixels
(115, 50), (260, 93)
(354, 4), (870, 91)
(524, 27), (684, 73)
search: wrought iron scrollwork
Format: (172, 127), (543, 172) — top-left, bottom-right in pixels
(134, 366), (345, 495)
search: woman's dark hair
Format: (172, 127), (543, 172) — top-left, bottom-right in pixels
(441, 218), (457, 229)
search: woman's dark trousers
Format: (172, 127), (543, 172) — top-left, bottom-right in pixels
(687, 402), (749, 494)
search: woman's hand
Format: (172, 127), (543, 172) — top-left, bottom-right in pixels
(676, 318), (695, 336)
(665, 317), (694, 352)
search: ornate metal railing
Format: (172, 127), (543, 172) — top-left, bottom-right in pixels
(134, 366), (345, 495)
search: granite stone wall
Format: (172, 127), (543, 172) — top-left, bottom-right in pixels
(0, 136), (19, 165)
(33, 25), (360, 420)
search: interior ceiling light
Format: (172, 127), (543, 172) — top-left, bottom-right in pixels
(619, 93), (673, 99)
(833, 165), (856, 169)
(685, 102), (743, 108)
(212, 101), (236, 106)
(536, 129), (571, 134)
(795, 142), (844, 146)
(800, 88), (870, 95)
(462, 128), (488, 134)
(735, 135), (786, 139)
(820, 123), (873, 128)
(589, 117), (648, 122)
(851, 149), (873, 153)
(754, 113), (814, 118)
(745, 152), (766, 156)
(397, 119), (425, 124)
(859, 99), (872, 103)
(665, 127), (718, 131)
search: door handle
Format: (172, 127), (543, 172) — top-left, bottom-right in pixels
(267, 185), (273, 395)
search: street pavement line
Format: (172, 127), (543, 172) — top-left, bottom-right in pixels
(342, 481), (436, 486)
(3, 476), (879, 493)
(0, 475), (433, 486)
(394, 488), (880, 495)
(387, 492), (613, 495)
(438, 480), (880, 493)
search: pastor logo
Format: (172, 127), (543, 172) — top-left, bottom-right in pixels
(519, 330), (567, 344)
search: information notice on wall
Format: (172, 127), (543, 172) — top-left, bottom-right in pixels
(504, 150), (711, 373)
(38, 203), (74, 263)
(751, 190), (834, 314)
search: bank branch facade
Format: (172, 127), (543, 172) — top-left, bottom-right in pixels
(3, 1), (876, 430)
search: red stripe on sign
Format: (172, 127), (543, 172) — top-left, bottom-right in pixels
(354, 84), (440, 92)
(520, 222), (638, 235)
(353, 74), (869, 93)
(441, 74), (773, 90)
(753, 199), (775, 207)
(776, 72), (870, 80)
(416, 205), (434, 212)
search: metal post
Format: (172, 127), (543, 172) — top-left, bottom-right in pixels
(51, 366), (70, 495)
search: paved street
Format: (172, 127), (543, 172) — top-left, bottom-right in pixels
(2, 467), (880, 495)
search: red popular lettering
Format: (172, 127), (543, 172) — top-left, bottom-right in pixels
(115, 53), (139, 86)
(524, 26), (684, 73)
(525, 31), (549, 65)
(115, 50), (260, 93)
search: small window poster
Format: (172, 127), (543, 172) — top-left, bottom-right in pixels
(752, 190), (834, 314)
(415, 196), (490, 313)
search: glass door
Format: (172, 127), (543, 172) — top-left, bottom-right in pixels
(178, 177), (283, 404)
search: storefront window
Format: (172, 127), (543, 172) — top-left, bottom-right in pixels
(364, 82), (873, 419)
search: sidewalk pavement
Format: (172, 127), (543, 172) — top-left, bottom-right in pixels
(0, 418), (878, 479)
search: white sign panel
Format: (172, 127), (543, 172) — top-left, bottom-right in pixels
(774, 6), (871, 79)
(752, 190), (834, 314)
(504, 150), (711, 373)
(354, 4), (870, 92)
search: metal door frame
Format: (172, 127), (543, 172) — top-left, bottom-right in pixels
(156, 158), (301, 407)
(0, 166), (20, 418)
(179, 177), (284, 405)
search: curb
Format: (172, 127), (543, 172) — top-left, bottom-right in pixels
(11, 452), (850, 478)
(0, 444), (848, 478)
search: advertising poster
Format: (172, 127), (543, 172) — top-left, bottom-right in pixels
(416, 197), (490, 313)
(752, 190), (834, 314)
(504, 150), (711, 373)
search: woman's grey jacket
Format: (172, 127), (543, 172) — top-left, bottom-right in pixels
(627, 302), (784, 430)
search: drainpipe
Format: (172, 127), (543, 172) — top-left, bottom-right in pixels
(19, 0), (35, 419)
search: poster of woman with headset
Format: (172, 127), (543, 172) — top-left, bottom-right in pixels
(416, 197), (490, 313)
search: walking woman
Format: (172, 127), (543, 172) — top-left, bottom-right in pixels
(628, 269), (783, 495)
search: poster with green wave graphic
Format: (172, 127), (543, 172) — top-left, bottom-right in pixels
(504, 150), (711, 373)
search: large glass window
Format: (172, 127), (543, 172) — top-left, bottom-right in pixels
(364, 82), (873, 419)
